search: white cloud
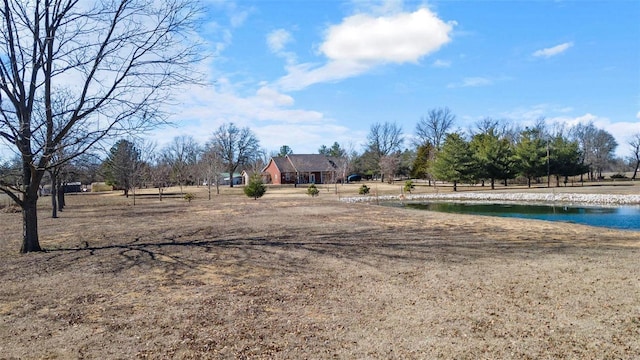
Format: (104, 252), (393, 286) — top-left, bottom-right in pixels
(266, 29), (297, 64)
(267, 29), (292, 53)
(151, 82), (350, 154)
(254, 124), (357, 154)
(447, 77), (492, 88)
(255, 86), (294, 106)
(349, 0), (405, 15)
(636, 111), (640, 120)
(229, 10), (250, 28)
(277, 7), (454, 91)
(206, 0), (252, 28)
(278, 60), (371, 91)
(320, 8), (453, 63)
(432, 59), (451, 68)
(533, 42), (574, 58)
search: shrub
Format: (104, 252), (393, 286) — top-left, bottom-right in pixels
(404, 180), (414, 193)
(91, 182), (113, 192)
(610, 173), (627, 179)
(307, 184), (319, 197)
(183, 193), (195, 202)
(244, 175), (267, 200)
(358, 184), (370, 195)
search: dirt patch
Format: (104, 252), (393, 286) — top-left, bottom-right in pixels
(1, 184), (639, 359)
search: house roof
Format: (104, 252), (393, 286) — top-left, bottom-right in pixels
(286, 154), (341, 172)
(263, 154), (345, 174)
(265, 156), (295, 173)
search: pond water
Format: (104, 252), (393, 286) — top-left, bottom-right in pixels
(398, 202), (640, 231)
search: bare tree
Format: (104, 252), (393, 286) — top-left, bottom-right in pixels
(570, 122), (595, 181)
(200, 142), (224, 199)
(162, 136), (200, 194)
(415, 107), (456, 149)
(591, 128), (618, 180)
(366, 122), (403, 182)
(0, 0), (202, 252)
(379, 154), (401, 184)
(242, 147), (269, 184)
(0, 156), (21, 196)
(336, 142), (356, 185)
(147, 150), (171, 201)
(211, 123), (260, 188)
(630, 133), (640, 180)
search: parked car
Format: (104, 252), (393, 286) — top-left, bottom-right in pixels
(347, 174), (362, 183)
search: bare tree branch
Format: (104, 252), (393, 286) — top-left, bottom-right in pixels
(0, 0), (203, 252)
(415, 107), (456, 150)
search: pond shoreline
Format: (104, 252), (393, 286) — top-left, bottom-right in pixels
(341, 191), (640, 206)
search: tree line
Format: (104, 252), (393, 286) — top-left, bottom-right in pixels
(349, 109), (636, 190)
(101, 123), (262, 202)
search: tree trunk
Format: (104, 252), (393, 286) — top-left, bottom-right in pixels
(490, 178), (495, 190)
(21, 195), (42, 253)
(453, 180), (457, 192)
(51, 174), (58, 219)
(57, 182), (65, 211)
(632, 160), (639, 180)
(228, 166), (236, 188)
(20, 153), (44, 253)
(527, 177), (532, 188)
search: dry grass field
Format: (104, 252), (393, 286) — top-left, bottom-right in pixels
(1, 182), (639, 359)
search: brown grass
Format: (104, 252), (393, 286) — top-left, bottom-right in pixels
(1, 183), (639, 359)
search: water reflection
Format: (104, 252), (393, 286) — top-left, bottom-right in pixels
(400, 202), (640, 231)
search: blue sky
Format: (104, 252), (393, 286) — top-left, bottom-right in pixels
(156, 0), (639, 157)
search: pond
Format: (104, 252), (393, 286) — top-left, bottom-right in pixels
(396, 202), (640, 231)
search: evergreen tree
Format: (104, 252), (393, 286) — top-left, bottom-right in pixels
(319, 142), (347, 157)
(278, 145), (293, 157)
(470, 129), (515, 189)
(307, 184), (319, 197)
(432, 133), (474, 191)
(549, 136), (588, 186)
(411, 143), (434, 182)
(514, 128), (547, 187)
(244, 174), (267, 199)
(103, 140), (142, 197)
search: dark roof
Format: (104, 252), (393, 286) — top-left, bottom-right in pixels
(287, 154), (341, 172)
(263, 154), (346, 174)
(270, 156), (295, 173)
